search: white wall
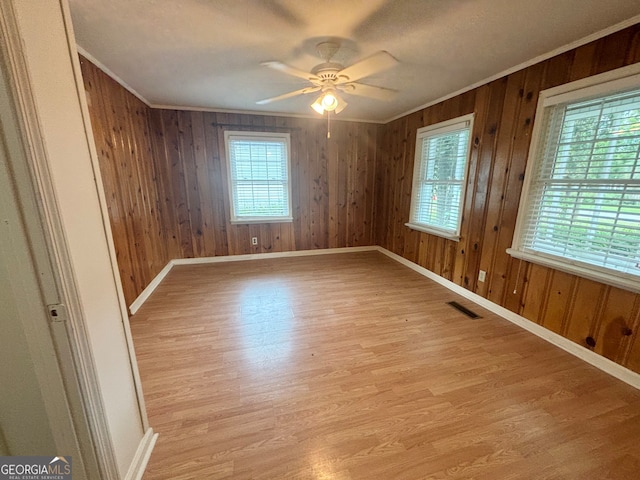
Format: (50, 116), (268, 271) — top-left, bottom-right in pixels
(11, 0), (145, 476)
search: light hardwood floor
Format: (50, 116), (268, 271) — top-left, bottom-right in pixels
(130, 251), (640, 479)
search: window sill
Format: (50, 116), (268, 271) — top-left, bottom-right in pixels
(405, 223), (460, 241)
(230, 217), (293, 225)
(506, 248), (640, 294)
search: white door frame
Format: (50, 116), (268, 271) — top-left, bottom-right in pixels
(0, 22), (107, 480)
(0, 1), (147, 478)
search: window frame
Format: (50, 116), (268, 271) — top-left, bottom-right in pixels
(509, 63), (640, 293)
(406, 113), (475, 241)
(224, 130), (293, 224)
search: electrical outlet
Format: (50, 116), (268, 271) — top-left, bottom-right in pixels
(251, 236), (258, 246)
(478, 270), (487, 282)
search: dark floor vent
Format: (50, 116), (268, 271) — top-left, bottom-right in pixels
(447, 301), (481, 319)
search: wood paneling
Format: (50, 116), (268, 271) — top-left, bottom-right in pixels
(145, 110), (377, 260)
(130, 252), (640, 479)
(80, 58), (171, 306)
(81, 56), (377, 306)
(375, 24), (640, 373)
(82, 24), (640, 374)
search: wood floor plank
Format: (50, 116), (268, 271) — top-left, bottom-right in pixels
(130, 251), (640, 479)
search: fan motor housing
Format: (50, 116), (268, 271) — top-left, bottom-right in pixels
(311, 62), (344, 79)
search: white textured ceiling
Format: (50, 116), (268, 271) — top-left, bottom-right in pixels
(69, 0), (640, 123)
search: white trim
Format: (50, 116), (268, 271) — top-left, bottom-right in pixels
(510, 93), (546, 252)
(230, 217), (293, 225)
(376, 247), (640, 390)
(385, 14), (640, 123)
(76, 44), (151, 107)
(150, 103), (384, 124)
(124, 428), (158, 480)
(172, 246), (377, 266)
(129, 262), (174, 315)
(129, 247), (378, 313)
(507, 248), (640, 294)
(541, 62), (640, 107)
(416, 114), (474, 137)
(405, 222), (460, 241)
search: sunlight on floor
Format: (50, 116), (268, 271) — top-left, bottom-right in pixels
(239, 280), (294, 367)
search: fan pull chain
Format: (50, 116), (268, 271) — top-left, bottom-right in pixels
(513, 258), (524, 294)
(327, 110), (331, 139)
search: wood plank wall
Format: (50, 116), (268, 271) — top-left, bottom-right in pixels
(80, 58), (171, 305)
(81, 24), (640, 374)
(80, 57), (378, 306)
(375, 24), (640, 373)
(146, 110), (377, 258)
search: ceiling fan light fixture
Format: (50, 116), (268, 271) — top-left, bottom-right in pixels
(321, 92), (338, 111)
(311, 90), (347, 115)
(311, 96), (325, 114)
(334, 97), (348, 114)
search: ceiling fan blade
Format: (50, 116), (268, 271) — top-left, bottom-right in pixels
(256, 86), (321, 105)
(338, 82), (397, 101)
(261, 61), (320, 83)
(335, 51), (398, 83)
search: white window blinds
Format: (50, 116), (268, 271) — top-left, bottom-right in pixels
(407, 114), (474, 239)
(224, 132), (292, 223)
(513, 84), (640, 289)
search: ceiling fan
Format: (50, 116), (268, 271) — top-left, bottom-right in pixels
(257, 41), (398, 115)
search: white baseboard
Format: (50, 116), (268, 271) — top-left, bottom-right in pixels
(376, 247), (640, 390)
(130, 247), (378, 313)
(129, 262), (173, 314)
(124, 428), (158, 480)
(171, 246), (378, 266)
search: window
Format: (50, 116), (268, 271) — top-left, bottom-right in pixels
(406, 114), (474, 240)
(510, 65), (640, 292)
(224, 131), (292, 223)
